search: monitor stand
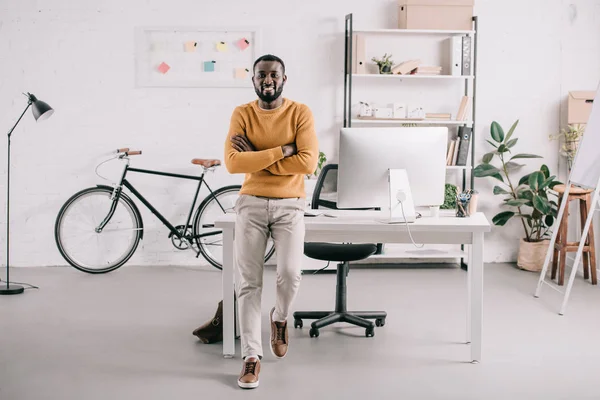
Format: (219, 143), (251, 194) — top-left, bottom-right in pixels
(377, 169), (417, 224)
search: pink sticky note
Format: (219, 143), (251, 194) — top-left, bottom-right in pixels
(236, 38), (250, 51)
(158, 62), (170, 74)
(235, 68), (248, 79)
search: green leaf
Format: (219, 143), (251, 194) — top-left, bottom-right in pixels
(539, 175), (557, 191)
(491, 121), (505, 143)
(519, 173), (532, 186)
(482, 152), (495, 164)
(505, 161), (525, 171)
(504, 120), (519, 143)
(473, 164), (502, 178)
(492, 211), (515, 226)
(545, 215), (555, 227)
(493, 186), (510, 195)
(541, 164), (550, 179)
(505, 138), (518, 149)
(486, 140), (498, 149)
(533, 195), (551, 214)
(506, 199), (530, 207)
(510, 154), (543, 160)
(529, 171), (543, 191)
(497, 144), (508, 153)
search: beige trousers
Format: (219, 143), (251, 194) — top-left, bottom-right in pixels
(234, 194), (305, 359)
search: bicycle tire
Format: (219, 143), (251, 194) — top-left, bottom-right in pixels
(192, 185), (276, 270)
(55, 186), (143, 274)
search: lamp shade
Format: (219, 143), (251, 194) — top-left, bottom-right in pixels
(27, 93), (54, 122)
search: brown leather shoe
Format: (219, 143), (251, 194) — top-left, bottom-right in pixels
(192, 300), (223, 344)
(238, 357), (260, 389)
(269, 307), (288, 359)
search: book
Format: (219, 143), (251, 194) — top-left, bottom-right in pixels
(456, 96), (470, 121)
(392, 59), (421, 75)
(452, 136), (461, 166)
(455, 126), (472, 166)
(446, 139), (456, 165)
(426, 113), (452, 120)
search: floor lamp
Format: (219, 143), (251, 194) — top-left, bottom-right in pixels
(1, 93), (54, 295)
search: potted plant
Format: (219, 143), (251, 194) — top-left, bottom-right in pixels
(549, 123), (585, 171)
(371, 53), (393, 74)
(474, 120), (561, 271)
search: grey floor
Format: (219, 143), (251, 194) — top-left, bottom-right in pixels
(1, 263), (600, 400)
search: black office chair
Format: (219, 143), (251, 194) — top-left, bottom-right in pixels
(294, 164), (387, 338)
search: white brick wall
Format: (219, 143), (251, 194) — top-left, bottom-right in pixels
(0, 0), (599, 267)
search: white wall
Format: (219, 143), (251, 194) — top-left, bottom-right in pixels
(0, 0), (599, 268)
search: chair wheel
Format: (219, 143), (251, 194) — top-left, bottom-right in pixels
(376, 318), (385, 327)
(294, 319), (303, 329)
(309, 327), (319, 338)
(366, 326), (375, 337)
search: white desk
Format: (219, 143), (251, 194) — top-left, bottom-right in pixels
(215, 211), (491, 362)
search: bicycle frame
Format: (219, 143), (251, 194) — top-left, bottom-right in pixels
(96, 163), (227, 243)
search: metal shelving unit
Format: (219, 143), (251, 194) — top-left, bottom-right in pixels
(343, 13), (479, 268)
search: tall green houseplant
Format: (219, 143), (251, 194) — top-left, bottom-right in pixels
(473, 120), (561, 242)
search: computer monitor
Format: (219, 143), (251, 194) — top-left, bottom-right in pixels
(337, 127), (448, 213)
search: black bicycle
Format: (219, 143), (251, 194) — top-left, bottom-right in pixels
(54, 148), (275, 273)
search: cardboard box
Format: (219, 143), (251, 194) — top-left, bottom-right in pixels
(568, 91), (595, 124)
(398, 0), (474, 31)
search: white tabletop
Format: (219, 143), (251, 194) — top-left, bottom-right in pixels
(214, 210), (491, 233)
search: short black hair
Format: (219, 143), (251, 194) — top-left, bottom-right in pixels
(253, 54), (285, 75)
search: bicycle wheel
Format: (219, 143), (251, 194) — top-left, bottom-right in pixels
(55, 186), (143, 274)
(192, 185), (275, 270)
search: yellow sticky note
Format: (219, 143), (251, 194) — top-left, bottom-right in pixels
(216, 41), (228, 52)
(184, 41), (197, 52)
(235, 68), (248, 79)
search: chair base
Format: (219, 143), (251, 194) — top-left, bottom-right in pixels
(293, 310), (387, 337)
(293, 261), (387, 338)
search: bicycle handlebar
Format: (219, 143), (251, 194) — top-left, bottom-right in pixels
(116, 148), (130, 153)
(126, 150), (142, 156)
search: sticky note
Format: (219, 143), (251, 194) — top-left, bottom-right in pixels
(157, 62), (170, 74)
(235, 68), (248, 79)
(204, 61), (215, 72)
(184, 41), (197, 52)
(236, 38), (250, 51)
(216, 41), (228, 52)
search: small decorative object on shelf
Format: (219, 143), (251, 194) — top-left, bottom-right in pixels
(441, 183), (458, 210)
(358, 101), (372, 117)
(549, 123), (585, 171)
(371, 53), (394, 74)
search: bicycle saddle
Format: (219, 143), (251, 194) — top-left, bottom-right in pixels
(192, 159), (221, 168)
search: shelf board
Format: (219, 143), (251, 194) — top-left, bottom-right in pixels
(352, 73), (474, 80)
(367, 244), (467, 261)
(353, 29), (475, 35)
(352, 118), (472, 126)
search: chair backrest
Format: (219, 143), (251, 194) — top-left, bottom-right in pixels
(311, 164), (339, 210)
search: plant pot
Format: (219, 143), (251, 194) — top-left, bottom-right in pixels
(379, 65), (392, 74)
(516, 238), (550, 272)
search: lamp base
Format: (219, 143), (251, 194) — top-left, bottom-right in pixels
(0, 283), (25, 295)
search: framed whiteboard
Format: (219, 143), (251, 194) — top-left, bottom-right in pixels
(135, 26), (261, 88)
(569, 82), (600, 189)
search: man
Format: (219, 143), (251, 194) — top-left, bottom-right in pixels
(224, 54), (318, 389)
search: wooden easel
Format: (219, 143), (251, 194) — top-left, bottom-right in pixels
(534, 83), (600, 315)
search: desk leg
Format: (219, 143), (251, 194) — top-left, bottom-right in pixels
(222, 228), (235, 358)
(470, 232), (484, 363)
(466, 243), (472, 344)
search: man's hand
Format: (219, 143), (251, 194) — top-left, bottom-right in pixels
(281, 143), (297, 158)
(231, 134), (256, 152)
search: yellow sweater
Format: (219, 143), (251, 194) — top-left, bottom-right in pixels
(224, 98), (319, 198)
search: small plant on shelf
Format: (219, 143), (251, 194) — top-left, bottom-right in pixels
(371, 53), (393, 74)
(549, 123), (585, 171)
